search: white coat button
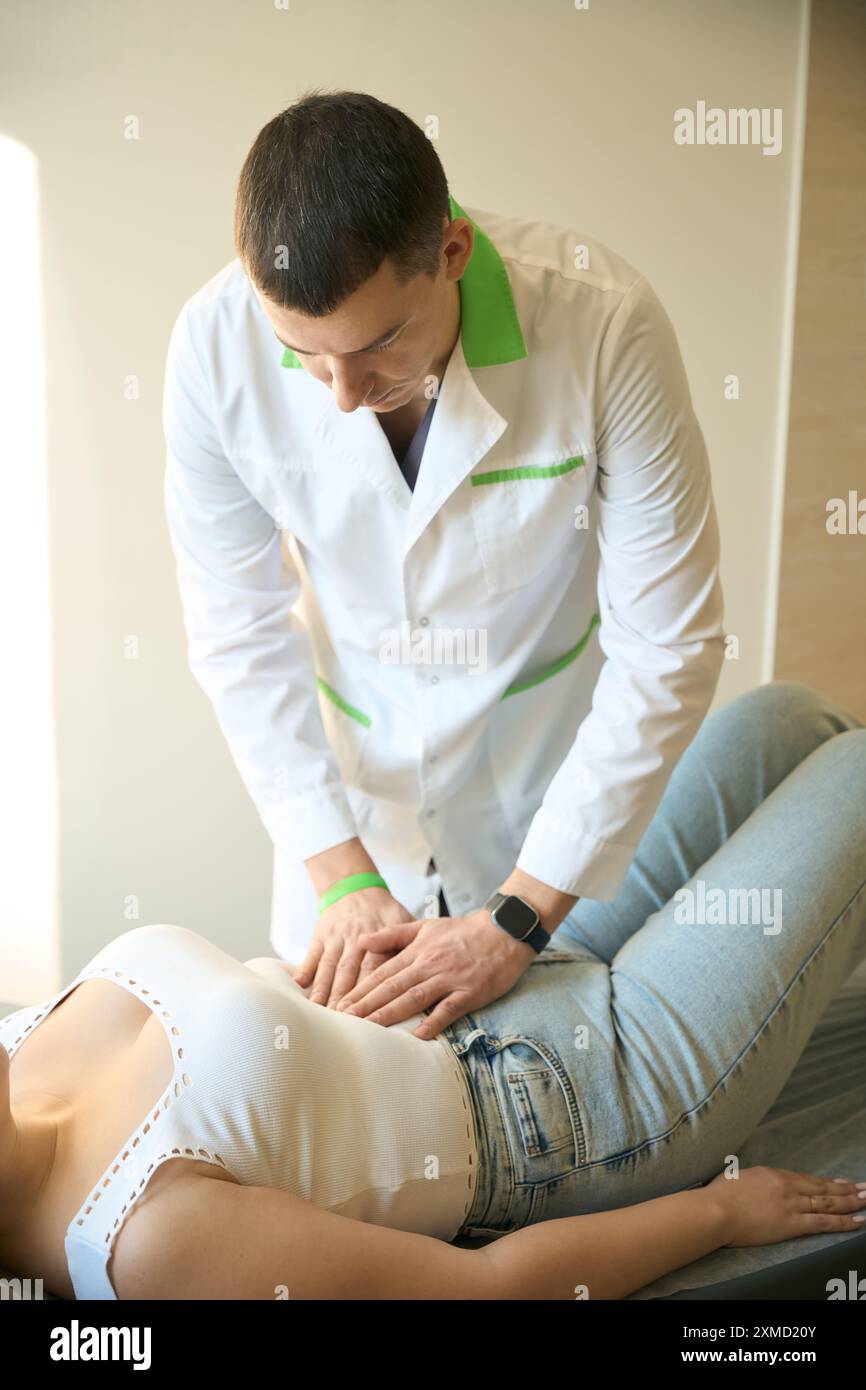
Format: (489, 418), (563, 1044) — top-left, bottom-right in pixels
(419, 616), (430, 626)
(430, 675), (440, 685)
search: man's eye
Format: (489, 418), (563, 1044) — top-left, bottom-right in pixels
(371, 339), (394, 353)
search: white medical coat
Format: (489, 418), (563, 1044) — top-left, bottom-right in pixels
(163, 195), (725, 960)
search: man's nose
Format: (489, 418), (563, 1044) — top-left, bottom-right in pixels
(328, 364), (374, 412)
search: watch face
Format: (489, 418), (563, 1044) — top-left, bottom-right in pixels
(494, 895), (538, 939)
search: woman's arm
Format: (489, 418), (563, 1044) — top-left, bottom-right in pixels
(480, 1167), (866, 1299)
(112, 1165), (866, 1300)
(482, 1186), (729, 1300)
(112, 1169), (729, 1301)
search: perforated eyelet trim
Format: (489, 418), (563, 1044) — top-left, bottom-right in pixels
(434, 1037), (479, 1227)
(4, 1007), (48, 1052)
(54, 963), (232, 1263)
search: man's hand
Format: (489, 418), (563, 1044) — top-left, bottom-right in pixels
(293, 887), (415, 1007)
(300, 836), (414, 1006)
(333, 909), (536, 1039)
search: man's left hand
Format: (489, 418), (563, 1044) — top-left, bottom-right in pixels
(332, 909), (536, 1038)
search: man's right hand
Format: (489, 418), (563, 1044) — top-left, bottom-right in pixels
(293, 886), (416, 1008)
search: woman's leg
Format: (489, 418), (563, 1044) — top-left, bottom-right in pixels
(553, 679), (863, 962)
(448, 681), (866, 1235)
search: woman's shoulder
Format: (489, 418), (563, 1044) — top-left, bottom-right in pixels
(109, 1157), (241, 1298)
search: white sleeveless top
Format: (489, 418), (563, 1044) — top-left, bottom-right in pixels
(0, 923), (479, 1299)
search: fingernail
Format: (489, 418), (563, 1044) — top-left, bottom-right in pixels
(852, 1215), (865, 1223)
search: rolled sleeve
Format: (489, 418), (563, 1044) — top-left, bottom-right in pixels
(162, 303), (358, 860)
(516, 274), (725, 899)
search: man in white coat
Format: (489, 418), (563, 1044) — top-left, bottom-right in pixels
(163, 90), (725, 1039)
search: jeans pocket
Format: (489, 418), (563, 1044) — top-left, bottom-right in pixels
(508, 1068), (573, 1156)
(501, 1035), (588, 1179)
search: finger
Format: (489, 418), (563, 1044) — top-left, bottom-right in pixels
(412, 994), (470, 1040)
(792, 1172), (866, 1201)
(308, 948), (342, 1006)
(788, 1170), (866, 1225)
(794, 1170), (846, 1192)
(335, 948), (418, 1009)
(356, 921), (422, 952)
(798, 1187), (866, 1217)
(325, 948), (365, 1008)
(823, 1177), (866, 1205)
(357, 951), (395, 984)
(292, 940), (323, 986)
(799, 1201), (866, 1233)
(343, 967), (446, 1024)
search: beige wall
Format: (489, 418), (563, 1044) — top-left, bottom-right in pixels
(0, 0), (810, 998)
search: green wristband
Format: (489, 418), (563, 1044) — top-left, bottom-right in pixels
(317, 872), (389, 917)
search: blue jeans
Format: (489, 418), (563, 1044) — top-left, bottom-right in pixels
(441, 681), (866, 1238)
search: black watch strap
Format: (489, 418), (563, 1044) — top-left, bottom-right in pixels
(484, 891), (551, 953)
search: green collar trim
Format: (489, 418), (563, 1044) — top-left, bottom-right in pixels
(279, 192), (527, 369)
(445, 194), (527, 367)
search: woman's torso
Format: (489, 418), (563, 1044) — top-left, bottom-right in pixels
(0, 924), (478, 1299)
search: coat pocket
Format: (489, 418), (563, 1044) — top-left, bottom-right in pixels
(470, 452), (592, 595)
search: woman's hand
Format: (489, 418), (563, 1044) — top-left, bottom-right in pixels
(708, 1165), (866, 1248)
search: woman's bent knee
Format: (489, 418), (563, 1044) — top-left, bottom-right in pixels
(704, 679), (862, 749)
(805, 724), (866, 785)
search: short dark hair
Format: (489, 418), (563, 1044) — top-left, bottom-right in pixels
(234, 89), (451, 315)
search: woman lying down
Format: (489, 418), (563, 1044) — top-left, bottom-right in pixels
(2, 680), (866, 1301)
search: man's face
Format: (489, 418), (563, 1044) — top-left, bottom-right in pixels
(254, 217), (471, 414)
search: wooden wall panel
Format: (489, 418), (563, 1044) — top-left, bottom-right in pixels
(774, 0), (866, 718)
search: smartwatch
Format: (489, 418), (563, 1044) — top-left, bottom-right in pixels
(483, 890), (550, 954)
